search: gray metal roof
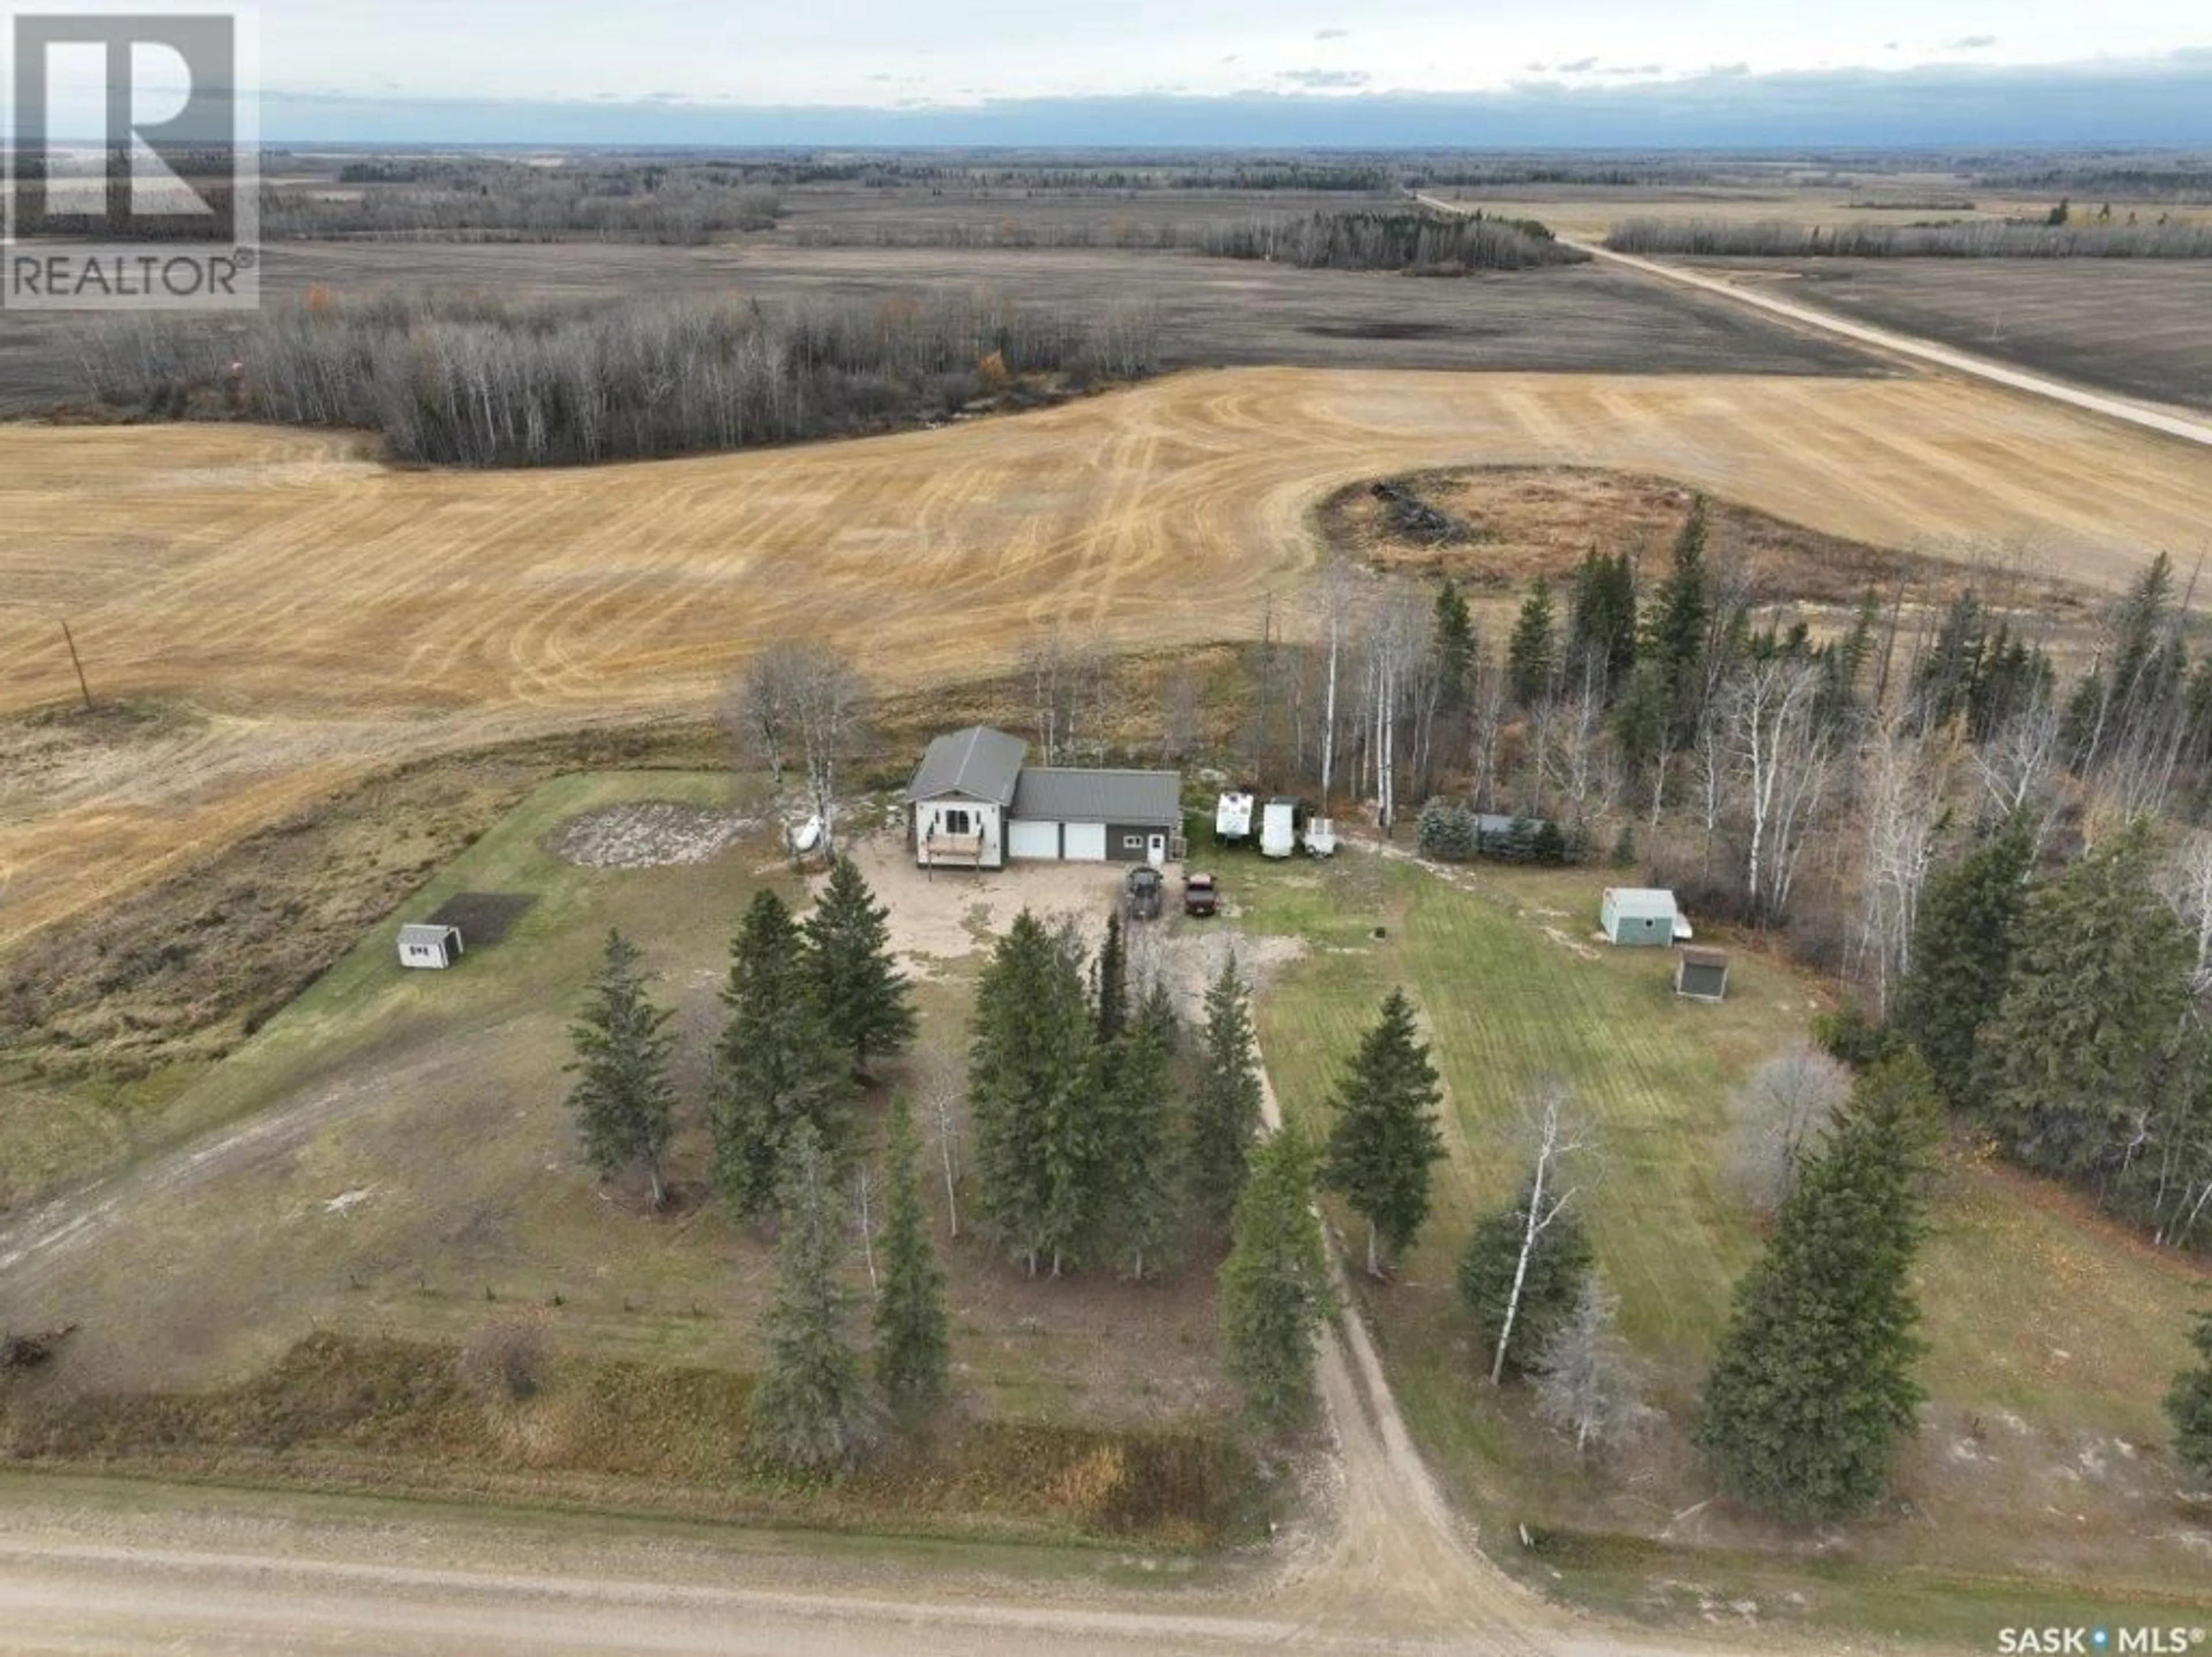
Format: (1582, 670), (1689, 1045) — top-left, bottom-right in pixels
(399, 923), (459, 946)
(904, 727), (1026, 805)
(1012, 767), (1183, 827)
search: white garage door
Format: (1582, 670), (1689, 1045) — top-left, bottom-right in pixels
(1063, 822), (1108, 862)
(1007, 818), (1060, 860)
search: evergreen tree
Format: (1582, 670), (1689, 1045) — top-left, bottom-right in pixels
(873, 1096), (950, 1416)
(1643, 497), (1712, 747)
(1909, 589), (1987, 732)
(563, 929), (679, 1209)
(2165, 1309), (2212, 1480)
(801, 856), (915, 1079)
(1456, 1190), (1595, 1380)
(1221, 1128), (1336, 1432)
(1566, 547), (1637, 695)
(968, 910), (1100, 1274)
(1135, 975), (1179, 1055)
(1322, 989), (1446, 1277)
(1188, 954), (1266, 1229)
(1433, 577), (1477, 713)
(1695, 1054), (1938, 1521)
(751, 1120), (877, 1473)
(1096, 1013), (1180, 1278)
(1508, 577), (1559, 708)
(1892, 816), (2035, 1109)
(715, 890), (851, 1222)
(1981, 822), (2192, 1180)
(1094, 909), (1128, 1046)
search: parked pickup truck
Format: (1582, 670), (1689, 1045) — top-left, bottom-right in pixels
(1183, 872), (1219, 917)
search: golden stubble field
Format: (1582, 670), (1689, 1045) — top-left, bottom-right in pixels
(6, 363), (2212, 952)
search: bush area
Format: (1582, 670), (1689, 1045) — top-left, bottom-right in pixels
(1606, 215), (2212, 258)
(266, 161), (780, 244)
(1, 1330), (1256, 1544)
(1198, 208), (1584, 273)
(74, 290), (1161, 467)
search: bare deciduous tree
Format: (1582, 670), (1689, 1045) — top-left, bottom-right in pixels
(1715, 657), (1835, 924)
(1491, 1081), (1597, 1387)
(1532, 1274), (1656, 1462)
(1726, 1045), (1850, 1213)
(1853, 723), (1951, 1017)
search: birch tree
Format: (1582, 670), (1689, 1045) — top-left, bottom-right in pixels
(1465, 1083), (1597, 1385)
(1717, 657), (1834, 925)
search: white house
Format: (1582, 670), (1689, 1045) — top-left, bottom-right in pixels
(398, 922), (464, 969)
(906, 727), (1184, 869)
(905, 726), (1025, 869)
(1600, 887), (1685, 948)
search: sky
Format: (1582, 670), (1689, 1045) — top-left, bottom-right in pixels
(17, 1), (2212, 145)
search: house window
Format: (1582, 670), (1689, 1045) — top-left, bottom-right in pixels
(942, 808), (971, 835)
(1122, 834), (1143, 850)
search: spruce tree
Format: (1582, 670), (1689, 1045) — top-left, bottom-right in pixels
(751, 1120), (877, 1473)
(1433, 577), (1477, 713)
(1188, 954), (1265, 1229)
(968, 910), (1099, 1274)
(1981, 822), (2192, 1179)
(1892, 816), (2034, 1109)
(715, 889), (851, 1222)
(2165, 1310), (2212, 1479)
(1508, 577), (1558, 708)
(873, 1096), (950, 1416)
(1097, 1013), (1180, 1279)
(1567, 547), (1637, 695)
(1221, 1127), (1336, 1432)
(1455, 1190), (1595, 1380)
(1322, 988), (1446, 1277)
(1695, 1053), (1938, 1521)
(1643, 497), (1711, 746)
(1094, 909), (1128, 1046)
(801, 856), (915, 1080)
(563, 929), (678, 1209)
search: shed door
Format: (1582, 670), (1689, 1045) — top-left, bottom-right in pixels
(1063, 823), (1108, 862)
(1007, 819), (1060, 860)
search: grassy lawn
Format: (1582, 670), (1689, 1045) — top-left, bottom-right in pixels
(1239, 845), (2212, 1637)
(6, 771), (1252, 1543)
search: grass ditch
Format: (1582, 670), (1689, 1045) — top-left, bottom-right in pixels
(2, 1330), (1261, 1548)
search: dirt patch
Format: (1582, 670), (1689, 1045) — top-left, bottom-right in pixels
(1320, 464), (2105, 623)
(421, 891), (535, 946)
(842, 832), (1128, 975)
(547, 802), (757, 869)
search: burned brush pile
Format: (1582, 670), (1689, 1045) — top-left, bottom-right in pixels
(1370, 480), (1472, 545)
(73, 290), (1163, 467)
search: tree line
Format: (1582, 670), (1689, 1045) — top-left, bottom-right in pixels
(1197, 209), (1584, 274)
(1606, 214), (2212, 258)
(74, 289), (1161, 467)
(267, 161), (781, 244)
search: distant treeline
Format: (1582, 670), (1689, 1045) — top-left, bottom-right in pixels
(266, 161), (780, 245)
(1199, 209), (1584, 273)
(1973, 166), (2212, 202)
(792, 217), (1196, 251)
(1606, 216), (2212, 258)
(75, 292), (1158, 468)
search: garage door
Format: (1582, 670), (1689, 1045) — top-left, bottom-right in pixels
(1063, 822), (1108, 862)
(1007, 818), (1060, 860)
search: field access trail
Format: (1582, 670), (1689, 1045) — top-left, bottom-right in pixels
(7, 366), (2212, 949)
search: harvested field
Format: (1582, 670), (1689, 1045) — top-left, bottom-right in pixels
(1728, 258), (2212, 415)
(0, 237), (1867, 414)
(6, 366), (2212, 962)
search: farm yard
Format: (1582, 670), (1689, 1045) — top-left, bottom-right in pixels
(9, 367), (2212, 964)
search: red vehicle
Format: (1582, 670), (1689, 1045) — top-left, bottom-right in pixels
(1183, 872), (1219, 917)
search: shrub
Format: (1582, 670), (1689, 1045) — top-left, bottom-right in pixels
(456, 1314), (553, 1403)
(1416, 799), (1479, 861)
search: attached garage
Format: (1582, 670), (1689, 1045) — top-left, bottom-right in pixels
(1010, 768), (1182, 865)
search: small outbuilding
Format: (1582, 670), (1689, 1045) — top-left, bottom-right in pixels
(1600, 886), (1681, 948)
(1675, 947), (1730, 1002)
(1010, 766), (1184, 866)
(398, 922), (464, 970)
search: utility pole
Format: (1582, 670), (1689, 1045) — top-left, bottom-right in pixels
(60, 619), (93, 712)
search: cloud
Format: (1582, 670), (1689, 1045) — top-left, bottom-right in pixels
(1556, 56), (1599, 73)
(1946, 35), (1998, 49)
(260, 55), (2212, 149)
(1707, 61), (1751, 77)
(1277, 67), (1370, 89)
(1883, 40), (1901, 50)
(1523, 60), (1548, 72)
(1315, 28), (1350, 40)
